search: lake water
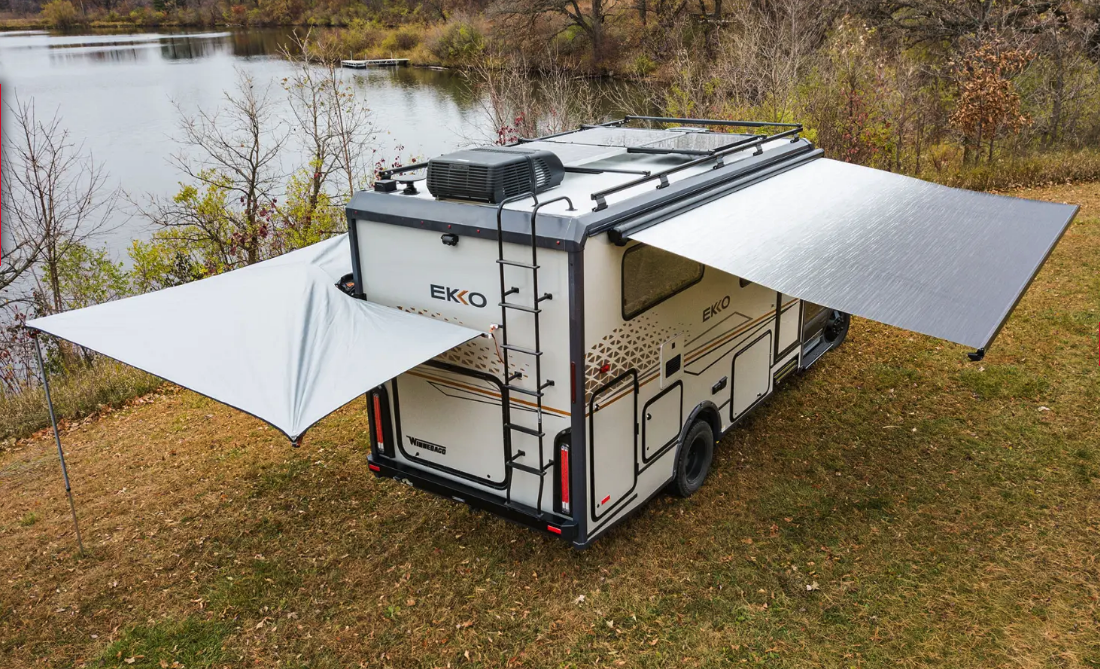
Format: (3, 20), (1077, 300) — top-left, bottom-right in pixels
(0, 28), (496, 257)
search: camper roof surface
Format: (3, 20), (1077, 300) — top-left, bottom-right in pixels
(347, 118), (813, 249)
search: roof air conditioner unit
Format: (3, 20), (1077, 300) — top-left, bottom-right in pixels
(426, 147), (565, 204)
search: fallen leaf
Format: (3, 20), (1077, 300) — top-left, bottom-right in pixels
(806, 582), (820, 592)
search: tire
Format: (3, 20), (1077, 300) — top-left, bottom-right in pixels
(823, 311), (851, 348)
(671, 420), (715, 498)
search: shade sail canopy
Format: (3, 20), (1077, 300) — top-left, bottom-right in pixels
(27, 235), (481, 441)
(628, 158), (1078, 350)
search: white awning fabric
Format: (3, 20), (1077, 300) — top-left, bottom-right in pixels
(27, 235), (481, 441)
(628, 159), (1078, 351)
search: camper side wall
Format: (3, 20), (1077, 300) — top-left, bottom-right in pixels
(581, 236), (802, 543)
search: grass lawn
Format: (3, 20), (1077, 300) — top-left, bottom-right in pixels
(1, 182), (1098, 668)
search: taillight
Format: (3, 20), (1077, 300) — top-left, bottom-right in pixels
(372, 392), (385, 450)
(559, 441), (571, 514)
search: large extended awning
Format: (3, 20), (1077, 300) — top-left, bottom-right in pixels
(625, 158), (1078, 351)
(27, 236), (481, 441)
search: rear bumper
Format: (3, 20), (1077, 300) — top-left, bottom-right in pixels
(367, 455), (579, 542)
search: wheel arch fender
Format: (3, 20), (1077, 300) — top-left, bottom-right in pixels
(676, 400), (722, 457)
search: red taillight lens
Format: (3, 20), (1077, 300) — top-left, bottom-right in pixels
(368, 463), (381, 472)
(559, 442), (570, 512)
(372, 392), (385, 449)
(547, 525), (562, 535)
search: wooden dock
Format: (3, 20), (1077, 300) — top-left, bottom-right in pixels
(341, 58), (409, 68)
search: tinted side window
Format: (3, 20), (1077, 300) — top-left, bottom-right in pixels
(622, 244), (704, 320)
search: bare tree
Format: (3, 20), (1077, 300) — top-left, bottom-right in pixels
(0, 148), (41, 311)
(6, 96), (117, 315)
(281, 31), (376, 208)
(495, 0), (620, 65)
(863, 0), (1061, 45)
(466, 48), (606, 144)
(154, 69), (288, 267)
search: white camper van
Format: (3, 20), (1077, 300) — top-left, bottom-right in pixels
(346, 116), (1075, 548)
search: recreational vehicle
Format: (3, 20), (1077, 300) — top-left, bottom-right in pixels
(347, 116), (1076, 547)
(28, 116), (1076, 552)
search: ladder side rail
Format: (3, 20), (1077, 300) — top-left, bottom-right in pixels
(525, 195), (575, 513)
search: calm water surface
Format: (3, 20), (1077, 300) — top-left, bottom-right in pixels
(0, 29), (492, 256)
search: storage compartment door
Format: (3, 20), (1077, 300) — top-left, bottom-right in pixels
(731, 332), (772, 421)
(396, 365), (509, 489)
(642, 384), (682, 462)
(589, 372), (638, 520)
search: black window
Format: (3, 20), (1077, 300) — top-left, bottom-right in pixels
(621, 244), (704, 320)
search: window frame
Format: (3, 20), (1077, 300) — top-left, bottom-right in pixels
(620, 243), (705, 321)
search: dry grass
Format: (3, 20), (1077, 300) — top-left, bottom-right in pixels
(0, 359), (163, 445)
(0, 184), (1098, 668)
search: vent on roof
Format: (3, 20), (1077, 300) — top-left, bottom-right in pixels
(426, 147), (564, 203)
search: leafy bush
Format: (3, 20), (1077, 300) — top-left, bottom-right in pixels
(380, 25), (420, 53)
(427, 21), (485, 66)
(56, 242), (129, 311)
(631, 54), (657, 78)
(40, 0), (82, 28)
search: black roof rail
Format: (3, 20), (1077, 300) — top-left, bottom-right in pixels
(590, 125), (803, 210)
(623, 115), (802, 130)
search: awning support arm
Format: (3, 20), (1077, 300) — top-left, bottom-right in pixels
(33, 334), (85, 556)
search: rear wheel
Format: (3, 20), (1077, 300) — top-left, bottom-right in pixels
(823, 311), (850, 347)
(672, 420), (715, 498)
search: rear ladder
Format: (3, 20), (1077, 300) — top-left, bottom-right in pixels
(495, 193), (574, 516)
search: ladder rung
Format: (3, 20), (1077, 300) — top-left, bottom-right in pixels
(506, 460), (551, 476)
(499, 301), (541, 314)
(508, 459), (558, 475)
(506, 423), (545, 437)
(505, 384), (543, 398)
(497, 259), (540, 270)
(502, 343), (542, 356)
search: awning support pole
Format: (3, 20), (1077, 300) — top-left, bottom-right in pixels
(33, 335), (85, 556)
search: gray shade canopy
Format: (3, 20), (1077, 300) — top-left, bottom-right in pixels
(27, 236), (482, 441)
(628, 158), (1077, 350)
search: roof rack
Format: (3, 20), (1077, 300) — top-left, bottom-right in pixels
(378, 116), (803, 211)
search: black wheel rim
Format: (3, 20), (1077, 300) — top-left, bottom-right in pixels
(685, 434), (707, 483)
(823, 311), (844, 342)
